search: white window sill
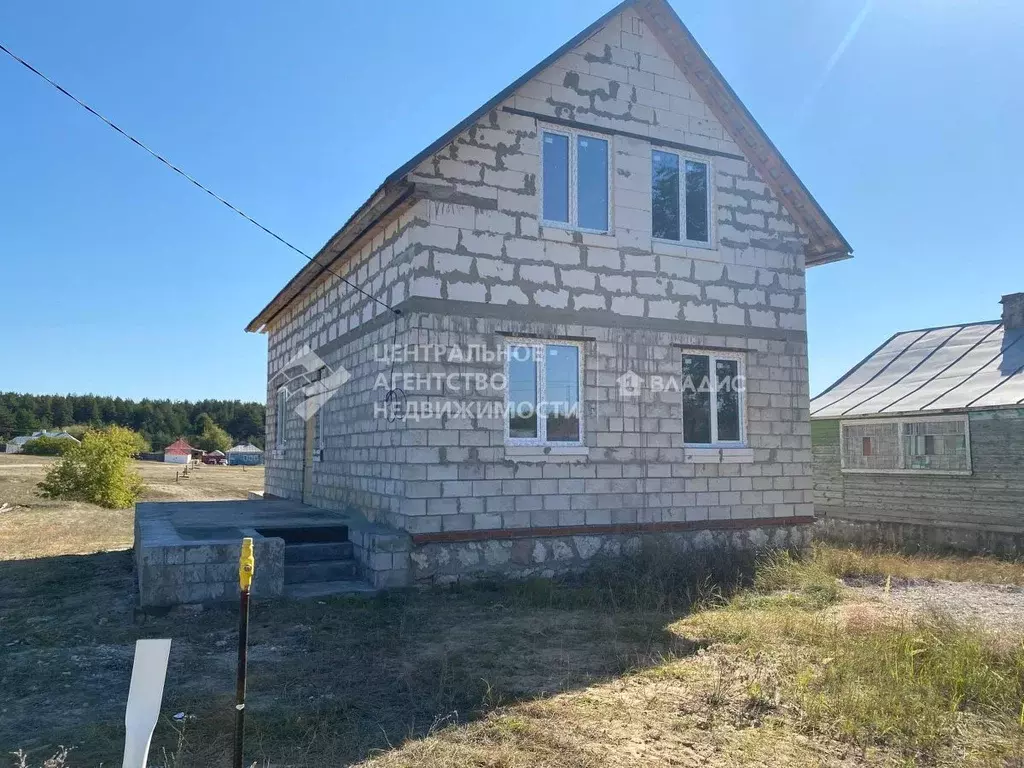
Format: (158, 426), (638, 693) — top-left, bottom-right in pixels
(685, 447), (753, 464)
(505, 445), (589, 463)
(540, 221), (612, 239)
(841, 468), (972, 477)
(652, 237), (716, 255)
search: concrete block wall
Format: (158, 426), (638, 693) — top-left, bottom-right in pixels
(381, 309), (812, 536)
(259, 2), (817, 582)
(403, 5), (808, 332)
(264, 210), (419, 504)
(137, 537), (284, 608)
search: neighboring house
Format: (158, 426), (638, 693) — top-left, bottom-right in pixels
(227, 443), (264, 466)
(245, 0), (852, 586)
(811, 293), (1024, 554)
(203, 450), (227, 465)
(163, 438), (195, 464)
(3, 430), (80, 454)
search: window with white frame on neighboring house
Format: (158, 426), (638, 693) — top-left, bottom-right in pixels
(680, 350), (745, 446)
(505, 340), (584, 446)
(840, 416), (971, 474)
(652, 149), (711, 246)
(540, 128), (609, 232)
(275, 388), (287, 448)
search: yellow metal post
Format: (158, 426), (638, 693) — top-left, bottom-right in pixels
(239, 537), (255, 591)
(233, 537), (255, 768)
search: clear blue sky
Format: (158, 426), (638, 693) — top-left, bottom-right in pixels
(1, 0), (1021, 403)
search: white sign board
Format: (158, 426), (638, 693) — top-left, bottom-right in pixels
(122, 639), (172, 768)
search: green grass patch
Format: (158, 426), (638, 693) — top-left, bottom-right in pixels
(682, 554), (1024, 763)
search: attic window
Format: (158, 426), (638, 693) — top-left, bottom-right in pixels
(652, 150), (711, 246)
(540, 128), (609, 233)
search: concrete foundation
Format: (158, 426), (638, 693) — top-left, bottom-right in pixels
(410, 520), (812, 584)
(134, 499), (411, 607)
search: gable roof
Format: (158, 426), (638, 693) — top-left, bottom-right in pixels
(228, 442), (264, 454)
(246, 0), (851, 334)
(811, 321), (1024, 419)
(164, 438), (195, 454)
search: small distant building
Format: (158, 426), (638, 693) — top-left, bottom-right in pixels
(227, 443), (264, 466)
(163, 438), (195, 464)
(202, 449), (227, 465)
(3, 430), (81, 454)
(812, 292), (1024, 554)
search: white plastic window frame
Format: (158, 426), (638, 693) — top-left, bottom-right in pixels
(680, 348), (747, 448)
(650, 148), (714, 249)
(538, 125), (611, 234)
(839, 414), (973, 476)
(503, 339), (586, 448)
(275, 387), (288, 449)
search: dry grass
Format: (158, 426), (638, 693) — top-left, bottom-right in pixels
(4, 457), (1024, 767)
(0, 454), (263, 560)
(808, 542), (1024, 586)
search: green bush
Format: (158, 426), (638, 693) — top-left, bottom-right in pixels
(20, 436), (75, 456)
(37, 426), (146, 509)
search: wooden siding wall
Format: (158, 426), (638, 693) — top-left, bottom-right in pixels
(812, 410), (1024, 534)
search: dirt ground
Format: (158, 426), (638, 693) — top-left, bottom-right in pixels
(2, 458), (1023, 767)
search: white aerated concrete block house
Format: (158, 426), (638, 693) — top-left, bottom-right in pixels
(245, 0), (852, 586)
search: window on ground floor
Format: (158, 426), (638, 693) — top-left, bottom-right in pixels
(840, 415), (971, 474)
(680, 349), (746, 446)
(505, 340), (584, 446)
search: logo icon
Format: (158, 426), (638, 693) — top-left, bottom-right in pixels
(273, 345), (351, 421)
(616, 370), (644, 398)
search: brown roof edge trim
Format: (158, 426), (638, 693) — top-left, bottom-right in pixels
(806, 249), (854, 268)
(245, 183), (416, 333)
(636, 0), (852, 263)
(380, 0), (638, 186)
(411, 515), (815, 545)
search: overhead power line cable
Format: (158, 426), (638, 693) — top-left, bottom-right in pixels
(0, 40), (398, 318)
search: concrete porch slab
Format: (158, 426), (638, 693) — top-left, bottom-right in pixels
(134, 499), (410, 608)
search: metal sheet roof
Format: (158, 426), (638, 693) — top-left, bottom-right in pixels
(811, 321), (1024, 419)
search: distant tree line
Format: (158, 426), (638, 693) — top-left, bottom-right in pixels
(0, 392), (265, 451)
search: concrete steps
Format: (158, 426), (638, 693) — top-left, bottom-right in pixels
(284, 560), (358, 583)
(283, 542), (354, 563)
(282, 539), (371, 598)
(285, 580), (379, 600)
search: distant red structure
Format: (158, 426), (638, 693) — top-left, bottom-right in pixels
(163, 438), (196, 465)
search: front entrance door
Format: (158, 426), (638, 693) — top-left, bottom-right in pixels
(302, 413), (316, 505)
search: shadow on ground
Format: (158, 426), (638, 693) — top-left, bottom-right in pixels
(0, 551), (706, 767)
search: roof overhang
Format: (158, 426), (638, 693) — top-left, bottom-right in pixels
(245, 0), (852, 333)
(245, 180), (417, 333)
(635, 0), (851, 266)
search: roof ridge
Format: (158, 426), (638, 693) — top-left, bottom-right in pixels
(890, 318), (1001, 336)
(245, 0), (851, 333)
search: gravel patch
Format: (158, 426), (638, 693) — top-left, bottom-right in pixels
(844, 577), (1024, 633)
